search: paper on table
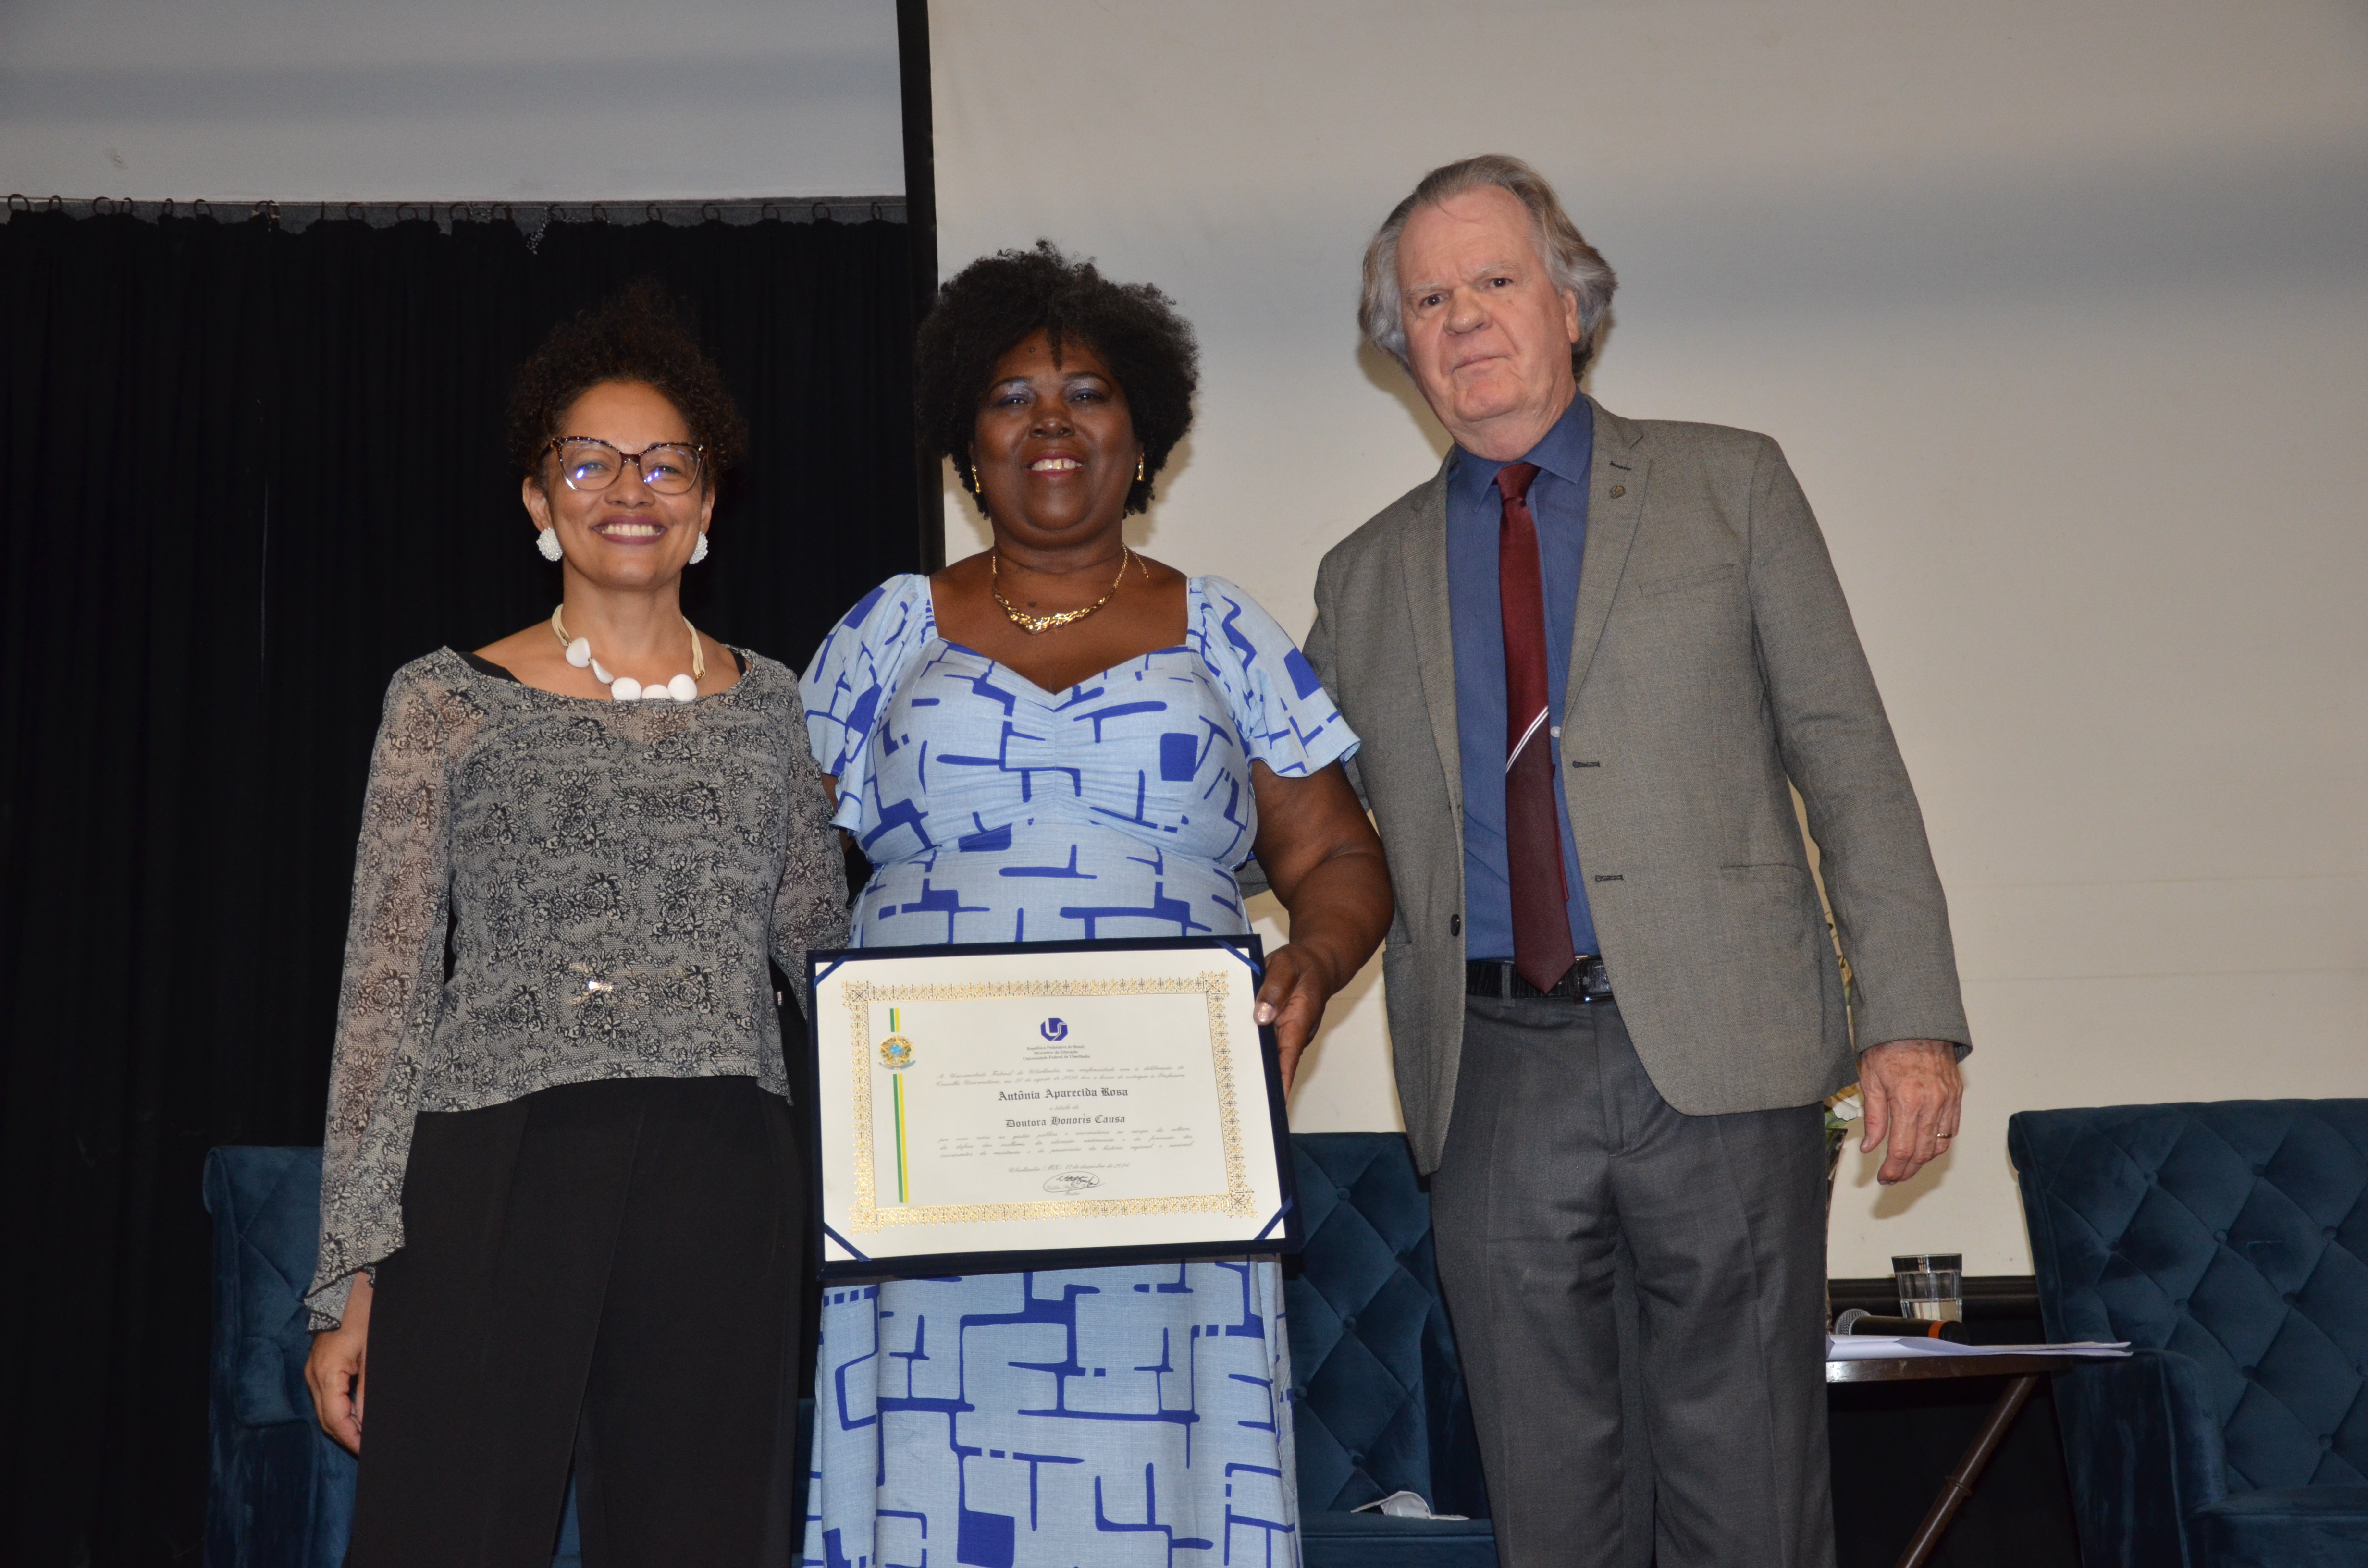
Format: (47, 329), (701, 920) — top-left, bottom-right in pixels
(1826, 1335), (2131, 1361)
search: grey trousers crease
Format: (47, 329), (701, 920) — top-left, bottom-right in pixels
(1431, 996), (1836, 1568)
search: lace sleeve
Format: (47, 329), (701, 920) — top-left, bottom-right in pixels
(772, 691), (854, 1024)
(305, 667), (459, 1330)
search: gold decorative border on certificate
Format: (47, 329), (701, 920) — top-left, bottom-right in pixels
(839, 973), (1254, 1234)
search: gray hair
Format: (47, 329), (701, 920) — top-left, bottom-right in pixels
(1359, 154), (1617, 376)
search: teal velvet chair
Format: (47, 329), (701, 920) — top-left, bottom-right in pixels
(1287, 1133), (1498, 1567)
(203, 1147), (360, 1568)
(2010, 1101), (2368, 1568)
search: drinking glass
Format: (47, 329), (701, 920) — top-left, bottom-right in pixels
(1892, 1252), (1964, 1321)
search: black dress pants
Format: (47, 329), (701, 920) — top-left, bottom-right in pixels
(349, 1075), (805, 1568)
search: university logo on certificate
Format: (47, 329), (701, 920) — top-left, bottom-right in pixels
(804, 936), (1300, 1277)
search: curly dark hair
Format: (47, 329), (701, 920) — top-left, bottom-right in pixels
(917, 242), (1198, 517)
(505, 281), (748, 487)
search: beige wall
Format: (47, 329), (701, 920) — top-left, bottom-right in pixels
(930, 0), (2368, 1276)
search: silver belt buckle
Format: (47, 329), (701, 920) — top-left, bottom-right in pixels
(1576, 956), (1612, 1002)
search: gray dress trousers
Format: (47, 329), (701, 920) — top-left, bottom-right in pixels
(1430, 995), (1835, 1568)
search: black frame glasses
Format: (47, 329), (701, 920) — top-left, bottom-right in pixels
(547, 437), (707, 495)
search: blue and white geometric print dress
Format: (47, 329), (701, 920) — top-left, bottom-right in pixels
(797, 572), (1359, 1568)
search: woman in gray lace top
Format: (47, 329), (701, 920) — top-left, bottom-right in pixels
(301, 287), (846, 1566)
(303, 648), (839, 1324)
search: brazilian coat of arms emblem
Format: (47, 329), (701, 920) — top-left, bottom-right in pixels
(878, 1006), (915, 1071)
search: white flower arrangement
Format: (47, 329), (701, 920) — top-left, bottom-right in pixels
(1825, 1087), (1863, 1178)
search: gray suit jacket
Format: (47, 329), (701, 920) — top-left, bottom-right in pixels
(1305, 398), (1968, 1172)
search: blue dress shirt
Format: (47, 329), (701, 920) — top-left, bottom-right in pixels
(1445, 396), (1600, 963)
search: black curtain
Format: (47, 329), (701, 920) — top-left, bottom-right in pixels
(0, 209), (916, 1566)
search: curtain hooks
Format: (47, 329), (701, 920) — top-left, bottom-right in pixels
(6, 193), (29, 215)
(193, 198), (213, 221)
(701, 202), (722, 224)
(760, 202), (782, 222)
(395, 202), (420, 224)
(645, 202), (664, 225)
(811, 200), (832, 222)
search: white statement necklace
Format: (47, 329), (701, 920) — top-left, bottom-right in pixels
(551, 605), (705, 702)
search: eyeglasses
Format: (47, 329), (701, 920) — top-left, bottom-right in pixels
(547, 437), (706, 496)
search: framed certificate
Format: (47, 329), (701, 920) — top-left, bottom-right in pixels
(803, 935), (1300, 1279)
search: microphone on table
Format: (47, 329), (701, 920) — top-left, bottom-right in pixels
(1833, 1308), (1968, 1342)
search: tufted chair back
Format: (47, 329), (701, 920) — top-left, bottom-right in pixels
(2010, 1101), (2368, 1501)
(1283, 1132), (1489, 1519)
(202, 1146), (358, 1568)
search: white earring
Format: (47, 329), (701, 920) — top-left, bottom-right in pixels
(536, 528), (564, 563)
(689, 531), (710, 565)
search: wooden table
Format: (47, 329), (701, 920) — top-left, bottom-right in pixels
(1826, 1353), (2091, 1568)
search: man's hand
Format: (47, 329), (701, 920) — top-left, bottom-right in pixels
(304, 1272), (372, 1455)
(1857, 1039), (1963, 1186)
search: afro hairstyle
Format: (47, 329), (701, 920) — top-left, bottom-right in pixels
(916, 242), (1197, 517)
(505, 280), (748, 488)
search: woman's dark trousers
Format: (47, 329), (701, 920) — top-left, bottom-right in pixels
(348, 1075), (806, 1568)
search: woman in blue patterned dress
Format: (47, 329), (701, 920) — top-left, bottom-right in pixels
(799, 245), (1393, 1568)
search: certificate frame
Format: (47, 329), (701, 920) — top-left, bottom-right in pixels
(802, 935), (1301, 1280)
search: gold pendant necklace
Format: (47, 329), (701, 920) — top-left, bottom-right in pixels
(991, 547), (1136, 634)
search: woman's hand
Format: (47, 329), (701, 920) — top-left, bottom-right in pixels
(1254, 941), (1353, 1090)
(304, 1272), (372, 1455)
(1247, 761), (1394, 1090)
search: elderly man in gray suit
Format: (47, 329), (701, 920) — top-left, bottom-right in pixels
(1303, 154), (1970, 1568)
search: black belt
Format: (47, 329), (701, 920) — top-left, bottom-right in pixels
(1466, 956), (1614, 1003)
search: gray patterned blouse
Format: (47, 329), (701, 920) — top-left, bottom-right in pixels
(304, 648), (847, 1328)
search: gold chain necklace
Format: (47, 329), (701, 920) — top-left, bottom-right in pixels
(991, 548), (1136, 634)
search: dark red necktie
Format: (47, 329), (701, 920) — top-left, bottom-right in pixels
(1497, 462), (1572, 993)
